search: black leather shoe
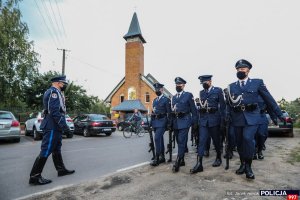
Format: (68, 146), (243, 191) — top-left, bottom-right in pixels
(180, 159), (185, 166)
(172, 157), (182, 173)
(29, 175), (52, 185)
(212, 158), (222, 167)
(58, 169), (75, 177)
(258, 151), (264, 160)
(245, 160), (255, 179)
(158, 156), (166, 164)
(236, 160), (245, 175)
(223, 151), (233, 159)
(204, 150), (209, 157)
(190, 156), (203, 174)
(253, 154), (258, 160)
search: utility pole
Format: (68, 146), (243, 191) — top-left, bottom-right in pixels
(57, 48), (70, 75)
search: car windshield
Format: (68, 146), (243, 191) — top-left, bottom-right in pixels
(0, 112), (13, 119)
(90, 115), (109, 120)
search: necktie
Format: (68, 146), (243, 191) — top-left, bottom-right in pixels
(177, 93), (180, 98)
(241, 81), (245, 88)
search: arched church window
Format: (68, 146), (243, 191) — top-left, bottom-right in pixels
(128, 87), (136, 100)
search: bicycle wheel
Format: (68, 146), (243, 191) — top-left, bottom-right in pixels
(123, 127), (133, 138)
(137, 127), (145, 137)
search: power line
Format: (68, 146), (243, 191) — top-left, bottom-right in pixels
(54, 0), (67, 39)
(40, 0), (62, 47)
(33, 0), (58, 47)
(48, 0), (65, 45)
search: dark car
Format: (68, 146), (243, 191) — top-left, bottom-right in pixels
(266, 110), (293, 137)
(117, 115), (151, 131)
(73, 114), (116, 137)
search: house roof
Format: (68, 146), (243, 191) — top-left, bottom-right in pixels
(123, 12), (146, 43)
(112, 100), (147, 111)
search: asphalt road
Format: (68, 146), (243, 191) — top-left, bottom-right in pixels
(0, 130), (169, 200)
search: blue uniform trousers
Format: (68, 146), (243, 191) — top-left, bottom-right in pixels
(177, 128), (189, 158)
(154, 127), (165, 155)
(255, 123), (268, 151)
(40, 129), (62, 158)
(198, 126), (221, 156)
(234, 125), (258, 160)
(228, 125), (237, 149)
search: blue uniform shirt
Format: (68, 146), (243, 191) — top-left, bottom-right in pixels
(151, 95), (171, 128)
(171, 91), (198, 129)
(198, 86), (226, 127)
(40, 86), (68, 130)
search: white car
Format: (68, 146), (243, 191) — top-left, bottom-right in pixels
(25, 112), (74, 140)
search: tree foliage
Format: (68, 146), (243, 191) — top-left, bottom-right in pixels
(0, 0), (39, 107)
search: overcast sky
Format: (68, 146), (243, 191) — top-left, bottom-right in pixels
(19, 0), (300, 101)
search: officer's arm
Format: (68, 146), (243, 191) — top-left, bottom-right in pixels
(48, 91), (67, 129)
(189, 93), (198, 125)
(258, 80), (283, 117)
(218, 88), (226, 119)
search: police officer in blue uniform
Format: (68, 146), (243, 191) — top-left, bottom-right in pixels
(171, 77), (198, 172)
(190, 75), (226, 174)
(226, 59), (283, 179)
(29, 75), (75, 185)
(150, 83), (172, 166)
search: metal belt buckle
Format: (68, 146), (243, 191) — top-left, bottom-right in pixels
(241, 105), (245, 111)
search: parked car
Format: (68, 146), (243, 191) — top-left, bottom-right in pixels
(0, 110), (21, 143)
(117, 115), (151, 131)
(266, 110), (294, 137)
(25, 112), (74, 140)
(73, 114), (116, 137)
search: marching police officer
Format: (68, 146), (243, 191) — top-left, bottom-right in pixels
(190, 75), (226, 174)
(171, 77), (198, 172)
(150, 83), (172, 166)
(226, 59), (283, 179)
(29, 75), (75, 185)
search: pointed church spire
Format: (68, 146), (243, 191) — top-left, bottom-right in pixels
(123, 12), (146, 43)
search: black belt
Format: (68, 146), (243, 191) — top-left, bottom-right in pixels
(151, 113), (167, 119)
(232, 104), (258, 112)
(171, 112), (188, 118)
(199, 107), (218, 114)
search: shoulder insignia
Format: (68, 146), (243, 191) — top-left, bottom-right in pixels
(51, 93), (58, 98)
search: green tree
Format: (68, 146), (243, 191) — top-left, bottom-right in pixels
(0, 0), (39, 107)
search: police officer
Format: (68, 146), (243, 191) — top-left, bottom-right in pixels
(29, 75), (75, 185)
(190, 75), (226, 174)
(150, 83), (172, 166)
(171, 77), (198, 173)
(226, 59), (283, 179)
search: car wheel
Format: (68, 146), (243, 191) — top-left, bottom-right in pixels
(83, 127), (90, 137)
(118, 125), (123, 131)
(288, 130), (294, 137)
(33, 127), (42, 140)
(105, 132), (112, 136)
(24, 126), (30, 136)
(67, 133), (74, 138)
(13, 138), (20, 143)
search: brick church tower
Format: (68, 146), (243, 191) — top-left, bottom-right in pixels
(105, 13), (172, 120)
(123, 12), (146, 100)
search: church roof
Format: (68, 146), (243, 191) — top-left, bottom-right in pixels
(104, 73), (173, 103)
(123, 12), (146, 43)
(112, 100), (147, 111)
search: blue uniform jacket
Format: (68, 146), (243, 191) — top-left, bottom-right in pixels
(171, 91), (198, 129)
(151, 95), (172, 128)
(228, 78), (282, 126)
(40, 87), (68, 131)
(199, 86), (226, 127)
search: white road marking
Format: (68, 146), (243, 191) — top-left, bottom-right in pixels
(116, 162), (150, 172)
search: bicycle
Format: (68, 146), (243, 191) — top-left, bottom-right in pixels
(123, 121), (146, 138)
